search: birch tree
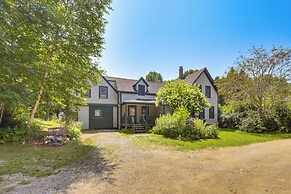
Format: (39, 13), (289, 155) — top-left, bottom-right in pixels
(0, 0), (111, 127)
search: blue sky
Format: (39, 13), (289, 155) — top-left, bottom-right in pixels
(99, 0), (291, 80)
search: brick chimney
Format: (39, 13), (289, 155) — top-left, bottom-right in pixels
(179, 66), (183, 79)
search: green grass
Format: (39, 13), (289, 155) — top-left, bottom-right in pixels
(0, 138), (95, 177)
(18, 180), (31, 185)
(130, 128), (291, 151)
(35, 119), (60, 131)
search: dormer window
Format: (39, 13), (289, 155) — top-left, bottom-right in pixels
(138, 85), (145, 96)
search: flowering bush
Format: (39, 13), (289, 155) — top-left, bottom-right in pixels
(152, 109), (219, 141)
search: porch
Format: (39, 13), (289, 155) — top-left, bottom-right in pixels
(120, 99), (167, 130)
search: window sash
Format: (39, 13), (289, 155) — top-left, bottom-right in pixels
(99, 86), (108, 99)
(209, 106), (215, 119)
(205, 86), (211, 98)
(94, 109), (102, 117)
(138, 85), (145, 96)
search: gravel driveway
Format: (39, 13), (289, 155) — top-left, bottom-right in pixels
(4, 132), (291, 194)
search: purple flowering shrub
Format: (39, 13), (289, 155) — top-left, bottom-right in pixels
(152, 108), (218, 140)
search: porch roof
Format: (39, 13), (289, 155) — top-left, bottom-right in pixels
(121, 99), (156, 105)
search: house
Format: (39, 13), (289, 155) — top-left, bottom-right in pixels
(78, 67), (218, 129)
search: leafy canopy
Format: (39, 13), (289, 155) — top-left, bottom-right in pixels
(146, 71), (163, 83)
(156, 80), (210, 113)
(216, 46), (291, 116)
(0, 0), (112, 126)
(183, 69), (198, 78)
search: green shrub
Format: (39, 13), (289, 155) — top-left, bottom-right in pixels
(239, 111), (265, 133)
(204, 124), (219, 139)
(274, 102), (291, 133)
(220, 111), (245, 129)
(151, 107), (189, 139)
(262, 116), (279, 132)
(180, 119), (219, 140)
(0, 122), (43, 144)
(64, 121), (82, 140)
(153, 110), (219, 141)
(180, 124), (200, 140)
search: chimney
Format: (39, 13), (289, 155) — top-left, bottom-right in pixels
(179, 66), (183, 79)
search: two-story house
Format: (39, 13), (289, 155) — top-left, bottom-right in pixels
(78, 67), (218, 129)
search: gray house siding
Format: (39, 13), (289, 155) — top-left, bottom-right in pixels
(194, 72), (218, 124)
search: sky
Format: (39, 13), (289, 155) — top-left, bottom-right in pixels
(99, 0), (291, 80)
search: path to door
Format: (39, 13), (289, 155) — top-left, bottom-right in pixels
(12, 132), (291, 194)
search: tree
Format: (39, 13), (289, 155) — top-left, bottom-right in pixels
(0, 0), (112, 127)
(156, 80), (210, 114)
(183, 69), (198, 78)
(145, 71), (163, 82)
(216, 46), (291, 117)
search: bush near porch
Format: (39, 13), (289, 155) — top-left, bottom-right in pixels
(151, 107), (218, 141)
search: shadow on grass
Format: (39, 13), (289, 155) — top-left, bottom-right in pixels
(0, 139), (117, 193)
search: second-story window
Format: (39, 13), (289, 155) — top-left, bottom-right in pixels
(99, 86), (108, 99)
(205, 86), (211, 98)
(138, 85), (145, 96)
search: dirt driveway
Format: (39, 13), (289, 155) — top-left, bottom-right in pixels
(7, 132), (291, 194)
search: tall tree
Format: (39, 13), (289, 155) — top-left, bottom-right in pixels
(0, 0), (112, 127)
(156, 80), (210, 114)
(146, 71), (163, 83)
(216, 46), (291, 116)
(183, 69), (198, 78)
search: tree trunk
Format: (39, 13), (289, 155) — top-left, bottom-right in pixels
(27, 46), (55, 128)
(27, 71), (48, 128)
(0, 103), (4, 127)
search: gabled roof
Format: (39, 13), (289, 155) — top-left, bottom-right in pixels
(183, 68), (217, 91)
(133, 77), (149, 88)
(105, 76), (164, 94)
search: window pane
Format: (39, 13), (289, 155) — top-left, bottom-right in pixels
(138, 85), (145, 95)
(99, 86), (108, 99)
(94, 109), (102, 117)
(205, 86), (211, 98)
(209, 106), (214, 119)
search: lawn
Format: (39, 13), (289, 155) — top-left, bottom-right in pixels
(0, 139), (95, 178)
(34, 119), (60, 130)
(129, 128), (291, 151)
(0, 119), (95, 178)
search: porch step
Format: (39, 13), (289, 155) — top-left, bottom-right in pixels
(134, 124), (145, 133)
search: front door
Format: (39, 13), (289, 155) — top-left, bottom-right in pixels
(128, 105), (137, 124)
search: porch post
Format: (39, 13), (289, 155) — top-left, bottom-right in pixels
(125, 104), (128, 126)
(146, 104), (149, 123)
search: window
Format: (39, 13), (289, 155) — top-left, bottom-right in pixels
(83, 89), (91, 98)
(94, 109), (102, 117)
(99, 86), (108, 99)
(199, 84), (202, 92)
(209, 106), (215, 119)
(199, 108), (205, 119)
(138, 85), (145, 96)
(205, 86), (211, 98)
